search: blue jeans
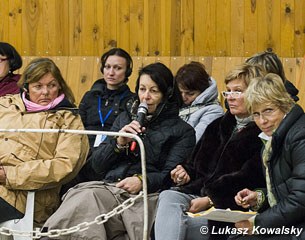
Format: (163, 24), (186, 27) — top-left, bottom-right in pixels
(154, 190), (209, 240)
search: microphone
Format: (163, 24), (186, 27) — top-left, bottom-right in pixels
(130, 102), (148, 151)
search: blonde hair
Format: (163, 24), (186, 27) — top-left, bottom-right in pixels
(225, 63), (266, 86)
(18, 58), (75, 104)
(245, 73), (295, 114)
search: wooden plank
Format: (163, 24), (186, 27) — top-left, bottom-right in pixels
(68, 0), (82, 55)
(194, 0), (216, 56)
(280, 0), (295, 57)
(257, 0), (281, 53)
(117, 0), (130, 51)
(295, 57), (305, 88)
(143, 0), (149, 56)
(92, 56), (102, 82)
(282, 57), (297, 85)
(21, 0), (40, 55)
(0, 0), (9, 42)
(294, 0), (305, 57)
(170, 56), (185, 76)
(211, 57), (226, 106)
(77, 57), (97, 103)
(103, 0), (118, 50)
(225, 57), (244, 76)
(66, 56), (82, 104)
(40, 0), (58, 55)
(81, 0), (98, 55)
(95, 0), (104, 55)
(8, 0), (22, 50)
(230, 0), (244, 56)
(156, 56), (171, 69)
(55, 0), (69, 55)
(161, 0), (172, 56)
(181, 0), (194, 56)
(19, 56), (35, 74)
(129, 56), (143, 91)
(186, 56), (199, 63)
(296, 57), (305, 108)
(146, 0), (161, 56)
(198, 56), (212, 76)
(49, 56), (69, 81)
(244, 0), (258, 57)
(215, 0), (231, 56)
(142, 56), (156, 66)
(194, 0), (204, 55)
(130, 0), (144, 56)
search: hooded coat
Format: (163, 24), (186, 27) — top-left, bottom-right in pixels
(179, 78), (224, 142)
(0, 94), (89, 223)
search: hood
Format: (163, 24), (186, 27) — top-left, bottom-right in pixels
(191, 77), (219, 106)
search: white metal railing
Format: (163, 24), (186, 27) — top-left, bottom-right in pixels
(0, 129), (148, 240)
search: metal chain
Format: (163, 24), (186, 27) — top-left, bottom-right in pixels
(0, 191), (144, 239)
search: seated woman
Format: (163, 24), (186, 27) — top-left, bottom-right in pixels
(58, 48), (136, 195)
(41, 62), (196, 240)
(176, 61), (224, 142)
(79, 48), (135, 149)
(154, 64), (266, 240)
(0, 42), (23, 96)
(234, 73), (305, 239)
(0, 58), (89, 224)
(246, 50), (299, 102)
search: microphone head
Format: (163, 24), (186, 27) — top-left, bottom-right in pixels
(136, 102), (148, 126)
(138, 102), (148, 113)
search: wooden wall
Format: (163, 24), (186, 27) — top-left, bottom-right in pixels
(0, 0), (304, 57)
(1, 1), (305, 108)
(18, 56), (305, 109)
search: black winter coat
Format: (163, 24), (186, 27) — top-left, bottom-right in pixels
(180, 111), (266, 210)
(255, 105), (305, 239)
(79, 79), (135, 148)
(88, 100), (196, 193)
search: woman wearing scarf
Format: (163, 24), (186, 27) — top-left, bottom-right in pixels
(0, 58), (89, 224)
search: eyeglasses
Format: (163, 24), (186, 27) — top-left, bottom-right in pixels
(252, 108), (279, 120)
(0, 58), (8, 63)
(221, 91), (243, 99)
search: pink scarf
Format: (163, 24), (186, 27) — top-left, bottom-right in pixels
(22, 92), (65, 112)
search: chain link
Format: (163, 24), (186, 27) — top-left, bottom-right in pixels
(0, 191), (144, 239)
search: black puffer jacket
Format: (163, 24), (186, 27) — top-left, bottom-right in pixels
(79, 79), (135, 148)
(255, 105), (305, 239)
(88, 99), (196, 193)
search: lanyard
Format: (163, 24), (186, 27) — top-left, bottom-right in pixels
(98, 90), (128, 127)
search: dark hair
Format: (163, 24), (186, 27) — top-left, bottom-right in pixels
(175, 61), (210, 92)
(0, 42), (22, 72)
(100, 48), (133, 80)
(246, 51), (286, 82)
(135, 62), (183, 107)
(18, 58), (75, 104)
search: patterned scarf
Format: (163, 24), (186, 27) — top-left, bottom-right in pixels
(261, 135), (277, 207)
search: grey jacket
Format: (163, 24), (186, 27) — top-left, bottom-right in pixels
(179, 78), (224, 142)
